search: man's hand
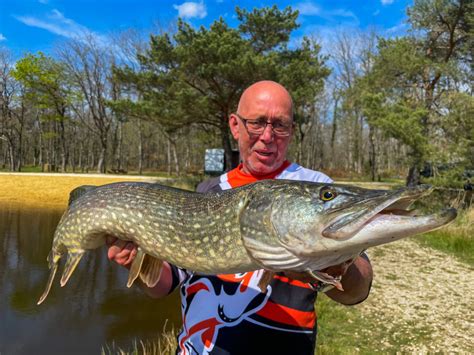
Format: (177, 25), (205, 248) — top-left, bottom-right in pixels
(325, 255), (373, 305)
(106, 236), (138, 268)
(105, 236), (173, 298)
(283, 256), (372, 305)
(283, 258), (353, 284)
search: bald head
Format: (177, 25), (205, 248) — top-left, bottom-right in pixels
(229, 80), (294, 176)
(237, 81), (293, 121)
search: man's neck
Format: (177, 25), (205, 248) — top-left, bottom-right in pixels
(239, 161), (291, 180)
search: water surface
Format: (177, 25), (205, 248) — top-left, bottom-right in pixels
(0, 205), (181, 354)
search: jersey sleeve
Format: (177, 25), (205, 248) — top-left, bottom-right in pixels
(196, 176), (223, 193)
(167, 264), (191, 295)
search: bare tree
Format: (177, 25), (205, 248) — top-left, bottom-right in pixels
(59, 36), (115, 173)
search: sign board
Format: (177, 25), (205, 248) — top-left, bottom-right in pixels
(204, 148), (225, 174)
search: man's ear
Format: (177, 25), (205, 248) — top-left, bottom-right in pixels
(229, 113), (240, 140)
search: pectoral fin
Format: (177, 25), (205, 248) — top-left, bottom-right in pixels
(127, 248), (164, 288)
(127, 247), (146, 288)
(139, 255), (163, 288)
(60, 249), (85, 287)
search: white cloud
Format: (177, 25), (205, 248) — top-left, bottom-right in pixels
(0, 34), (6, 41)
(295, 1), (359, 26)
(381, 0), (394, 5)
(330, 9), (358, 21)
(385, 23), (408, 37)
(14, 9), (109, 44)
(296, 2), (321, 16)
(15, 10), (90, 39)
(13, 9), (114, 51)
(173, 1), (207, 19)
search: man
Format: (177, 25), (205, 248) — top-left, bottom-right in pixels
(107, 81), (373, 354)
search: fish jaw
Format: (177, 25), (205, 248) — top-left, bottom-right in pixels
(321, 184), (434, 241)
(340, 207), (457, 249)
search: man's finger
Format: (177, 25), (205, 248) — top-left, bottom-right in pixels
(107, 239), (128, 260)
(123, 246), (138, 265)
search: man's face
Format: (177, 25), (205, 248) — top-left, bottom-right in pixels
(230, 88), (293, 176)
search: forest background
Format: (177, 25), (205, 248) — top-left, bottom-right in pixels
(0, 0), (472, 188)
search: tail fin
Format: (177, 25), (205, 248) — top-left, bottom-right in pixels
(37, 250), (61, 305)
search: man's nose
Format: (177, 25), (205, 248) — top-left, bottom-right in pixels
(259, 124), (274, 142)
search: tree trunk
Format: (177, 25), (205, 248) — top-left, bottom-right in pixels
(78, 141), (83, 172)
(97, 145), (106, 174)
(59, 119), (67, 173)
(330, 96), (339, 169)
(38, 118), (44, 171)
(369, 125), (376, 181)
(97, 134), (107, 174)
(8, 142), (14, 171)
(166, 139), (171, 176)
(138, 120), (143, 175)
(171, 139), (179, 176)
(221, 113), (234, 171)
(406, 164), (421, 187)
(117, 121), (123, 171)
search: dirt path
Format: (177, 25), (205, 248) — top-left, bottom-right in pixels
(358, 239), (474, 352)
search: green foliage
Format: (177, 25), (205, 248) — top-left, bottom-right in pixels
(361, 91), (430, 165)
(236, 5), (299, 53)
(407, 0), (473, 58)
(113, 6), (329, 168)
(356, 0), (473, 185)
(11, 52), (72, 116)
(437, 92), (474, 167)
(423, 166), (469, 188)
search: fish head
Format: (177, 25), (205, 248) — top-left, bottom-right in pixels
(270, 182), (457, 258)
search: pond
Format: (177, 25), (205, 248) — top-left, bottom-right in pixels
(0, 205), (182, 354)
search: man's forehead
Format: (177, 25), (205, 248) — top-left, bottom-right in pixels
(240, 93), (292, 117)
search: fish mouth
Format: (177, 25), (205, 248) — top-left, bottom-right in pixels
(321, 185), (455, 240)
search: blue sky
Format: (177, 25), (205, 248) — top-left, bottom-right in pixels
(0, 0), (413, 58)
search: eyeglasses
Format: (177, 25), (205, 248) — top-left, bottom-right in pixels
(234, 113), (293, 137)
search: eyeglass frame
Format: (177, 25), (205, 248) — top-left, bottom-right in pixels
(233, 112), (294, 137)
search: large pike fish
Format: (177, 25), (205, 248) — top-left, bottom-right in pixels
(38, 180), (456, 304)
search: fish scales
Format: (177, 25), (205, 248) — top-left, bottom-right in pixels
(38, 179), (457, 304)
(65, 182), (256, 272)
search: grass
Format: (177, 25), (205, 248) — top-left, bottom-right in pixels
(415, 206), (474, 266)
(0, 173), (197, 209)
(102, 323), (178, 355)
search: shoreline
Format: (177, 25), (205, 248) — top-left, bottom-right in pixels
(0, 174), (167, 209)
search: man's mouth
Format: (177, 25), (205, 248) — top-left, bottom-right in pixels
(255, 150), (274, 157)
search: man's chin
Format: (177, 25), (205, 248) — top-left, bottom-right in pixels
(246, 160), (281, 176)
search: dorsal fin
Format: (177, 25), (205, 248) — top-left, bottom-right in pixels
(68, 185), (97, 206)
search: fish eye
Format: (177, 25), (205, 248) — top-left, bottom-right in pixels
(320, 187), (337, 202)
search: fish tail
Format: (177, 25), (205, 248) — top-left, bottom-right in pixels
(37, 250), (61, 305)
